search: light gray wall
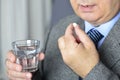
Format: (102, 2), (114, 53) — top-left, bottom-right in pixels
(0, 0), (52, 79)
(0, 0), (1, 79)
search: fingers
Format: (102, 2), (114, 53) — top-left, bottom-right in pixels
(58, 36), (65, 50)
(6, 51), (32, 80)
(6, 50), (21, 71)
(73, 23), (90, 42)
(58, 23), (83, 50)
(73, 23), (94, 48)
(58, 36), (68, 59)
(38, 52), (45, 61)
(64, 24), (76, 43)
(63, 24), (80, 49)
(6, 59), (32, 80)
(6, 59), (22, 71)
(7, 50), (16, 62)
(65, 24), (74, 36)
(7, 70), (32, 80)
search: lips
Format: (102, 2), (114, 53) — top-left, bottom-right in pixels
(79, 4), (96, 12)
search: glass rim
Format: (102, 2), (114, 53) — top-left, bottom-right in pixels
(12, 39), (40, 46)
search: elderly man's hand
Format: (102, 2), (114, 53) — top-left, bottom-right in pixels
(58, 23), (99, 78)
(6, 51), (45, 80)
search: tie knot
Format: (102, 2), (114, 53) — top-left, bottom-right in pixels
(87, 28), (104, 47)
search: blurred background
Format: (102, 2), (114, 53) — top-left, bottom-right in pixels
(0, 0), (74, 80)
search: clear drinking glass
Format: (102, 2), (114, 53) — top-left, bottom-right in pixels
(12, 40), (40, 72)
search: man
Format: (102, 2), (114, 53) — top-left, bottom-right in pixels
(6, 0), (120, 80)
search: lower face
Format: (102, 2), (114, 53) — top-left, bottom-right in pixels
(70, 0), (120, 26)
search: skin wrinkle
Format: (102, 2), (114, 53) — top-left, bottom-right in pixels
(5, 0), (120, 79)
(58, 0), (120, 78)
(70, 0), (120, 26)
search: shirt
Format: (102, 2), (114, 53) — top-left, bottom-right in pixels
(85, 12), (120, 48)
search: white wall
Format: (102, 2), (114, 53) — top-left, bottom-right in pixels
(0, 0), (52, 79)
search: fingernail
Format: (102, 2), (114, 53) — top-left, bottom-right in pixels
(16, 66), (20, 71)
(26, 73), (31, 79)
(73, 23), (78, 27)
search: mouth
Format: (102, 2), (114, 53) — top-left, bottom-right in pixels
(78, 4), (96, 12)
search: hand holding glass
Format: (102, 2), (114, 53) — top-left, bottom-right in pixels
(12, 40), (40, 72)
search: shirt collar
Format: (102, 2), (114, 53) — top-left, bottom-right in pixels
(85, 11), (120, 48)
(85, 11), (120, 38)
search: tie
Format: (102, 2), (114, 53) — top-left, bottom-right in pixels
(87, 28), (104, 47)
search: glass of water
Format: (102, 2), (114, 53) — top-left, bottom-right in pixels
(12, 40), (40, 72)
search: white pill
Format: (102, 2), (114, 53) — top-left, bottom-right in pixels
(73, 23), (78, 27)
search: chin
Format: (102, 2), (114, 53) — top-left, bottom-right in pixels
(79, 13), (99, 21)
(82, 16), (100, 25)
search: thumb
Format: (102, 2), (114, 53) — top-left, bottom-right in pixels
(73, 23), (94, 47)
(38, 52), (45, 61)
(7, 50), (16, 62)
(58, 36), (65, 50)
